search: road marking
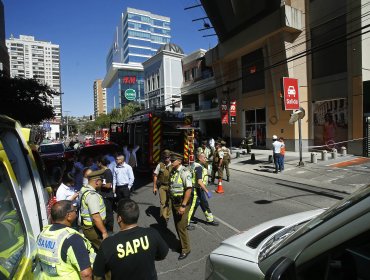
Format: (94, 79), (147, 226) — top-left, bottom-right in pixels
(213, 215), (241, 234)
(329, 157), (370, 168)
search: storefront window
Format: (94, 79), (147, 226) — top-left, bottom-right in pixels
(245, 108), (266, 147)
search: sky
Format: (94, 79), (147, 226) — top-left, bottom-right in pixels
(3, 0), (218, 117)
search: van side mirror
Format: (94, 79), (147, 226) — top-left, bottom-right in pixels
(265, 257), (296, 280)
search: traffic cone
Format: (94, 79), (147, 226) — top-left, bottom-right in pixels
(215, 178), (224, 194)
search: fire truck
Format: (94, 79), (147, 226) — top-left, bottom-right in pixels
(94, 128), (109, 144)
(109, 110), (197, 170)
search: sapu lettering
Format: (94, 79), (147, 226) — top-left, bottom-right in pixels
(117, 236), (150, 258)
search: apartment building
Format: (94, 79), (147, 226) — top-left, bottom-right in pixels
(6, 35), (62, 122)
(93, 79), (107, 118)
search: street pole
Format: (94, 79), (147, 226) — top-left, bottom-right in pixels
(64, 110), (70, 140)
(228, 92), (232, 154)
(298, 118), (304, 166)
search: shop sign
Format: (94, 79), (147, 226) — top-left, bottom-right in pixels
(124, 89), (136, 101)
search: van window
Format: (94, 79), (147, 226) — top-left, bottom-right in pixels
(0, 164), (26, 279)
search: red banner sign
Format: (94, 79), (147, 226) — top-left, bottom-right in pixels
(122, 76), (137, 84)
(230, 100), (236, 117)
(221, 100), (228, 124)
(282, 77), (300, 110)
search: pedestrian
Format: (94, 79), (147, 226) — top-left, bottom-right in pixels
(246, 131), (253, 154)
(209, 137), (215, 153)
(36, 200), (95, 279)
(97, 156), (115, 233)
(190, 153), (219, 226)
(79, 169), (108, 250)
(113, 154), (135, 200)
(93, 199), (169, 280)
(272, 135), (283, 173)
(211, 142), (224, 184)
(152, 149), (173, 227)
(56, 172), (79, 203)
(169, 152), (195, 260)
(197, 140), (212, 162)
(123, 144), (140, 168)
(220, 140), (231, 181)
(279, 137), (285, 172)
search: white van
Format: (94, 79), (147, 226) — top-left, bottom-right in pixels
(205, 185), (370, 280)
(0, 115), (49, 279)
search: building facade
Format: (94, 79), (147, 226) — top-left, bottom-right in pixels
(93, 79), (107, 118)
(181, 49), (220, 138)
(201, 0), (370, 155)
(6, 35), (62, 122)
(143, 43), (185, 111)
(103, 8), (171, 113)
(0, 0), (9, 75)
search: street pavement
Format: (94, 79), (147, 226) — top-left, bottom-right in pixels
(229, 148), (370, 194)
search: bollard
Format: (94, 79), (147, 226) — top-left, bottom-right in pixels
(321, 150), (328, 161)
(268, 155), (273, 163)
(236, 152), (240, 158)
(311, 152), (318, 164)
(331, 148), (337, 159)
(341, 146), (347, 156)
(251, 153), (256, 161)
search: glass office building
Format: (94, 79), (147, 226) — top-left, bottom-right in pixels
(103, 8), (171, 113)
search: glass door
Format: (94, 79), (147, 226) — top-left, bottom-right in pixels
(245, 108), (266, 148)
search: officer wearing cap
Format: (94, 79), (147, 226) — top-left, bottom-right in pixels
(169, 152), (194, 260)
(152, 150), (173, 226)
(211, 142), (224, 184)
(79, 169), (107, 250)
(197, 140), (211, 162)
(220, 140), (231, 181)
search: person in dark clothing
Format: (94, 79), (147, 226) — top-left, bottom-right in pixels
(97, 156), (115, 232)
(93, 199), (168, 280)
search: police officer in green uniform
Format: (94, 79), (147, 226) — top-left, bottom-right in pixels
(221, 140), (231, 181)
(79, 169), (107, 250)
(246, 131), (253, 154)
(153, 150), (172, 226)
(36, 200), (95, 279)
(211, 142), (224, 184)
(169, 153), (194, 260)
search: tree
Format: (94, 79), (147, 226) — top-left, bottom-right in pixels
(0, 71), (60, 125)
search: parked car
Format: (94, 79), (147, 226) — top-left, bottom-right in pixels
(38, 142), (75, 173)
(205, 185), (370, 280)
(78, 143), (121, 160)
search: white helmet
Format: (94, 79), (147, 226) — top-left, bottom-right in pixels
(272, 135), (278, 140)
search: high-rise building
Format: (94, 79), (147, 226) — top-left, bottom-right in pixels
(0, 0), (9, 75)
(93, 79), (107, 118)
(103, 8), (171, 113)
(6, 35), (62, 122)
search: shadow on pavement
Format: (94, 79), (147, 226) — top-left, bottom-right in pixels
(254, 194), (315, 204)
(238, 159), (266, 165)
(146, 206), (181, 253)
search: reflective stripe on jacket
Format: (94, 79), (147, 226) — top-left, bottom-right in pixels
(80, 186), (106, 227)
(170, 169), (185, 197)
(192, 162), (208, 187)
(36, 225), (95, 278)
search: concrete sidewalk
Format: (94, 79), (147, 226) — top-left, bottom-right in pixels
(227, 148), (370, 195)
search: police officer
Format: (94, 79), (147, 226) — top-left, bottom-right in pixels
(190, 153), (219, 226)
(79, 169), (107, 250)
(152, 150), (172, 226)
(211, 142), (224, 184)
(221, 140), (231, 181)
(169, 152), (194, 260)
(37, 200), (95, 279)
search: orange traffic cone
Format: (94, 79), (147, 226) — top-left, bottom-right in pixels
(215, 178), (224, 194)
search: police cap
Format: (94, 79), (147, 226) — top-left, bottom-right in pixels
(170, 153), (183, 162)
(162, 149), (171, 157)
(220, 140), (226, 145)
(215, 141), (221, 146)
(202, 140), (208, 145)
(87, 169), (105, 180)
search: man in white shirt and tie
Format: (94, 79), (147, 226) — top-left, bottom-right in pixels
(113, 154), (135, 200)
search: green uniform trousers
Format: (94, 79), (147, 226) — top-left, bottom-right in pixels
(82, 224), (103, 251)
(172, 200), (191, 254)
(211, 164), (223, 181)
(222, 161), (230, 179)
(159, 185), (172, 222)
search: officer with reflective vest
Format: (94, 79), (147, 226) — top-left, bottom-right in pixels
(152, 149), (172, 226)
(79, 169), (107, 250)
(189, 153), (219, 226)
(211, 142), (224, 184)
(169, 152), (195, 260)
(36, 200), (95, 279)
(221, 140), (231, 181)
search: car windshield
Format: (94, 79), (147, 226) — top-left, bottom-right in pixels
(39, 144), (64, 154)
(259, 185), (370, 261)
